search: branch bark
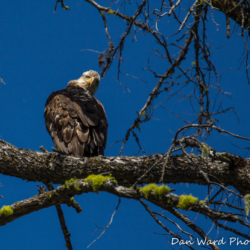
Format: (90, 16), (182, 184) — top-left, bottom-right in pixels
(0, 177), (243, 229)
(211, 0), (250, 32)
(0, 139), (249, 195)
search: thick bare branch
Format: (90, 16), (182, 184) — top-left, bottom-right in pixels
(0, 139), (249, 195)
(211, 0), (250, 32)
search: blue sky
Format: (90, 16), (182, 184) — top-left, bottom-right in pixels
(0, 1), (250, 249)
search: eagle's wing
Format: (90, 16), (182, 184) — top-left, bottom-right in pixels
(44, 87), (108, 157)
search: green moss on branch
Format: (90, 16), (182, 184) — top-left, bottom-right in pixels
(0, 205), (14, 217)
(84, 174), (117, 192)
(139, 183), (170, 199)
(177, 194), (198, 210)
(64, 178), (81, 191)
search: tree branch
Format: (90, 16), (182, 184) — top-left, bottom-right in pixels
(0, 139), (249, 195)
(0, 177), (243, 228)
(45, 183), (74, 250)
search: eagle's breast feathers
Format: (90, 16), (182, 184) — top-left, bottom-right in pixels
(44, 78), (108, 157)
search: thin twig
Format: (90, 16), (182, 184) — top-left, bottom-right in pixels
(45, 183), (73, 250)
(87, 198), (121, 248)
(140, 199), (196, 250)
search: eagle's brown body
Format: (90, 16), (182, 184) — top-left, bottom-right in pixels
(44, 71), (108, 157)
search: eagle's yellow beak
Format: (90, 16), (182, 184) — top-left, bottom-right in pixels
(89, 77), (95, 87)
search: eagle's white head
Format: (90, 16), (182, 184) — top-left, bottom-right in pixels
(68, 70), (101, 96)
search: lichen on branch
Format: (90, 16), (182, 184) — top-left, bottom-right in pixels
(0, 205), (14, 217)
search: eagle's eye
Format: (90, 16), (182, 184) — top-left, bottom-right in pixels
(85, 75), (91, 78)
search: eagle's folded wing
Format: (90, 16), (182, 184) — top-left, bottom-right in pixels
(44, 88), (108, 157)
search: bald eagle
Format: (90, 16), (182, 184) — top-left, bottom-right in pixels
(44, 70), (108, 157)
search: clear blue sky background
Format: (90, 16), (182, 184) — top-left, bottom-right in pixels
(0, 1), (250, 249)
